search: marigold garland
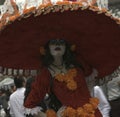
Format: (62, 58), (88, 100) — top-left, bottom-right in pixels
(45, 98), (99, 117)
(89, 97), (99, 109)
(40, 46), (46, 55)
(62, 97), (99, 117)
(62, 107), (76, 117)
(70, 44), (76, 52)
(46, 109), (57, 117)
(55, 68), (77, 90)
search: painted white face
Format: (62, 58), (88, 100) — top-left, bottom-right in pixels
(49, 43), (66, 57)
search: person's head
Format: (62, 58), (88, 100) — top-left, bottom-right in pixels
(41, 38), (83, 69)
(14, 76), (25, 89)
(48, 39), (66, 57)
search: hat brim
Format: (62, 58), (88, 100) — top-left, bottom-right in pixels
(0, 2), (120, 78)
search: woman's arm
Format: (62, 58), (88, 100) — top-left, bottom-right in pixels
(24, 68), (50, 115)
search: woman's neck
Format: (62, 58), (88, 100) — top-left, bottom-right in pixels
(48, 56), (66, 77)
(52, 56), (63, 66)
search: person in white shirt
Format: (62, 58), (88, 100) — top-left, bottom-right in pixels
(106, 75), (120, 117)
(93, 86), (111, 117)
(85, 70), (111, 117)
(9, 76), (26, 117)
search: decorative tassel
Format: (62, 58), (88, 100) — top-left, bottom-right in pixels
(13, 69), (18, 76)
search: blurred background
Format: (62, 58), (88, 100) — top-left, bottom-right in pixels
(109, 0), (120, 18)
(0, 0), (120, 18)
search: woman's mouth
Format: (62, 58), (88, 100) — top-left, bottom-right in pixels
(55, 47), (61, 51)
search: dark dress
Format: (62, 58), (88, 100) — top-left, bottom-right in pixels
(24, 67), (102, 117)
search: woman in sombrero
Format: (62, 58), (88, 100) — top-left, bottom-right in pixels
(0, 0), (120, 116)
(24, 38), (102, 117)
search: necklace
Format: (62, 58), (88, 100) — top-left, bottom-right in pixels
(51, 63), (64, 70)
(49, 63), (66, 76)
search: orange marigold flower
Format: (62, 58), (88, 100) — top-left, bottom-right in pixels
(40, 46), (46, 55)
(76, 107), (87, 117)
(46, 109), (57, 117)
(89, 98), (99, 109)
(89, 98), (99, 104)
(88, 114), (95, 117)
(67, 80), (77, 90)
(55, 74), (65, 82)
(83, 103), (94, 114)
(55, 68), (77, 91)
(62, 98), (99, 117)
(68, 68), (77, 77)
(63, 107), (76, 117)
(9, 15), (17, 22)
(70, 44), (76, 52)
(65, 75), (73, 82)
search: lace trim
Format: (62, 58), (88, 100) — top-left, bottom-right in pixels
(0, 66), (120, 89)
(25, 106), (42, 115)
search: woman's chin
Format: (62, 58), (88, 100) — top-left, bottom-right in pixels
(53, 53), (63, 57)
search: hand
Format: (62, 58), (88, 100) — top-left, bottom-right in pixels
(57, 106), (66, 117)
(34, 111), (46, 117)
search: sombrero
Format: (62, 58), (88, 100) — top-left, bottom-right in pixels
(0, 0), (120, 81)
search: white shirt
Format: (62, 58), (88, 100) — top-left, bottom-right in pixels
(9, 87), (25, 117)
(107, 76), (120, 101)
(85, 69), (111, 117)
(94, 86), (111, 117)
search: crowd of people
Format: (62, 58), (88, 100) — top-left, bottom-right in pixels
(0, 87), (12, 117)
(0, 76), (119, 117)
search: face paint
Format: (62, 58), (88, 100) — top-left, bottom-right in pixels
(49, 39), (65, 45)
(49, 39), (66, 57)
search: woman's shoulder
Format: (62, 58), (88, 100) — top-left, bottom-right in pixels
(38, 66), (50, 74)
(75, 67), (84, 74)
(36, 67), (51, 79)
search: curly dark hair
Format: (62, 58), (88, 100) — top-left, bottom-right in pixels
(24, 77), (34, 102)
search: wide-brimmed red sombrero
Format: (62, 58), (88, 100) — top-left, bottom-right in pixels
(0, 0), (120, 79)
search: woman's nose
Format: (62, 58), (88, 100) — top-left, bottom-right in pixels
(55, 42), (61, 45)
